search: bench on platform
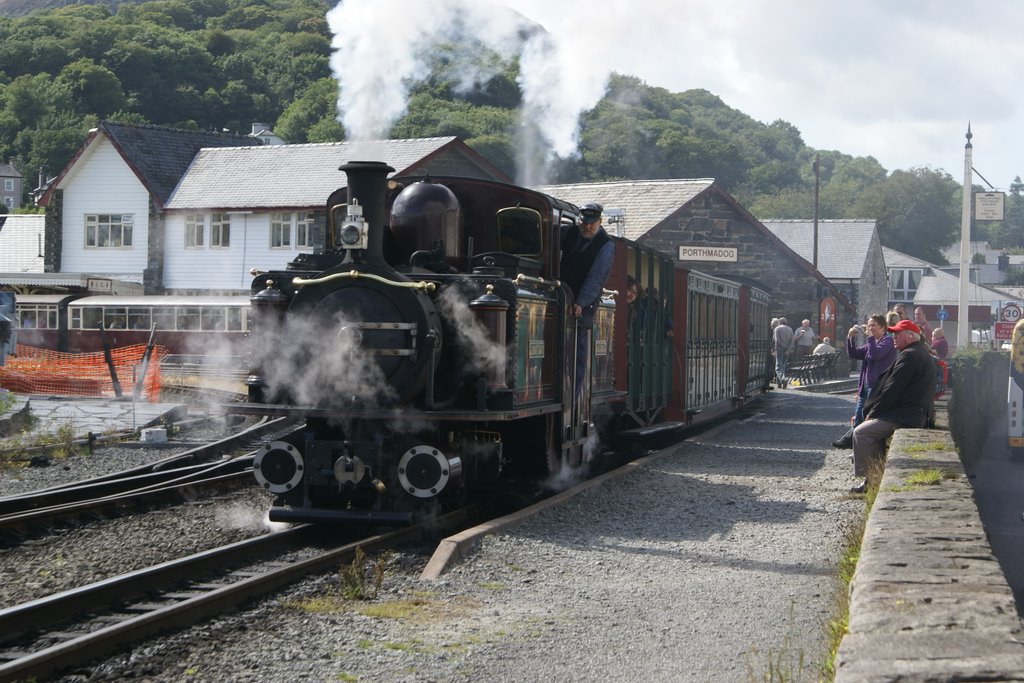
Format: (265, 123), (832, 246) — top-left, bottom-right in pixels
(787, 352), (839, 385)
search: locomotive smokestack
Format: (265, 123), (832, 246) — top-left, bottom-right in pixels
(340, 161), (394, 265)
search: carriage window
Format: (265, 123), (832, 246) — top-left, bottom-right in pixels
(15, 304), (58, 329)
(103, 307), (128, 329)
(497, 207), (542, 256)
(177, 307), (200, 330)
(153, 308), (175, 330)
(226, 307), (244, 331)
(201, 307), (226, 331)
(127, 308), (151, 330)
(78, 308), (102, 330)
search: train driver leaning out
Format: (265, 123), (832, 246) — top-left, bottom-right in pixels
(560, 203), (615, 396)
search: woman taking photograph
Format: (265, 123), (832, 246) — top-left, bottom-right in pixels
(832, 314), (897, 449)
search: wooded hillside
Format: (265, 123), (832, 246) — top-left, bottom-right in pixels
(1, 0), (1016, 261)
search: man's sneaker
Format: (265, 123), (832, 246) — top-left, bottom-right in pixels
(831, 435), (853, 449)
(849, 479), (868, 494)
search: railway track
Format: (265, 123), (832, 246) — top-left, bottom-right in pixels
(0, 415), (298, 543)
(0, 507), (475, 683)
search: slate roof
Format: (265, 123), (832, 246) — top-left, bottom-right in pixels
(166, 137), (478, 210)
(761, 219), (876, 280)
(882, 247), (933, 270)
(42, 121), (262, 208)
(882, 247), (1006, 306)
(533, 179), (715, 241)
(0, 214), (44, 272)
(0, 161), (21, 178)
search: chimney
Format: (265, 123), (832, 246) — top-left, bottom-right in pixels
(999, 251), (1010, 271)
(251, 122), (269, 135)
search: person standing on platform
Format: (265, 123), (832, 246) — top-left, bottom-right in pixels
(913, 307), (932, 347)
(772, 317), (794, 388)
(560, 203), (615, 396)
(849, 319), (936, 493)
(832, 314), (896, 449)
(792, 319), (818, 358)
(931, 328), (949, 359)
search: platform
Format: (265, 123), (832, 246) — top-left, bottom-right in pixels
(0, 393), (186, 440)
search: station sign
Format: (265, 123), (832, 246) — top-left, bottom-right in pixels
(678, 245), (738, 262)
(975, 192), (1005, 221)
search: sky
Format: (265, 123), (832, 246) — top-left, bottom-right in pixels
(501, 0), (1024, 188)
(329, 0), (1024, 188)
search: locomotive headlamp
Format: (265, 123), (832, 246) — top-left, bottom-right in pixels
(340, 221), (363, 246)
(332, 200), (369, 250)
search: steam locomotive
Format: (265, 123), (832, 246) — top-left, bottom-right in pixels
(235, 161), (771, 524)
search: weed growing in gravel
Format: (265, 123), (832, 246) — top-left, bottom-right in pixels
(821, 472), (879, 680)
(336, 673), (358, 682)
(743, 602), (809, 682)
(477, 580), (506, 591)
(338, 547), (393, 600)
(0, 390), (14, 415)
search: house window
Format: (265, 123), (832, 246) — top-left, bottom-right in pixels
(890, 268), (923, 302)
(271, 213), (291, 248)
(2, 197), (11, 209)
(211, 213), (230, 247)
(85, 214), (133, 248)
(3, 179), (12, 191)
(296, 212), (315, 248)
(185, 214), (204, 248)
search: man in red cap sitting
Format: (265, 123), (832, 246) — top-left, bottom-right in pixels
(849, 319), (936, 493)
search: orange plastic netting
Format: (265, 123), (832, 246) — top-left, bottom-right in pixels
(0, 344), (167, 401)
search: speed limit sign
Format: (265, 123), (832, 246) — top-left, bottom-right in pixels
(1002, 303), (1022, 323)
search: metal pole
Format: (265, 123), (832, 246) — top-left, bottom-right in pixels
(813, 155), (820, 270)
(957, 125), (973, 349)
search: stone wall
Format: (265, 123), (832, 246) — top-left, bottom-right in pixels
(44, 190), (62, 273)
(834, 426), (1024, 681)
(638, 190), (856, 336)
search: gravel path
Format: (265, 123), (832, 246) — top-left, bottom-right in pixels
(67, 389), (862, 683)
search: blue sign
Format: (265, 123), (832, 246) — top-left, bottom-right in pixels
(936, 307), (948, 321)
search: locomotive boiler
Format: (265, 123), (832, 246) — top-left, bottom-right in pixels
(241, 161), (606, 524)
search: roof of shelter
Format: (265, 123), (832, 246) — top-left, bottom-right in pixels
(534, 179), (715, 241)
(0, 214), (44, 272)
(761, 219), (877, 280)
(166, 137), (503, 210)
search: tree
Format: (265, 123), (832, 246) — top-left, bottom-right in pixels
(852, 167), (961, 263)
(57, 59), (127, 118)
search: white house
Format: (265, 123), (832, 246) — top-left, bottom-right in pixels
(161, 137), (512, 293)
(36, 123), (511, 295)
(37, 121), (262, 293)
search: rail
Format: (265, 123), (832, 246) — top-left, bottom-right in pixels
(160, 354), (248, 380)
(0, 508), (475, 682)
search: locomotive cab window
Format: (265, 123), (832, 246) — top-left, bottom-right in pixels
(496, 206), (542, 256)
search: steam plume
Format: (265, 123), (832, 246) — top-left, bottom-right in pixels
(326, 0), (612, 184)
